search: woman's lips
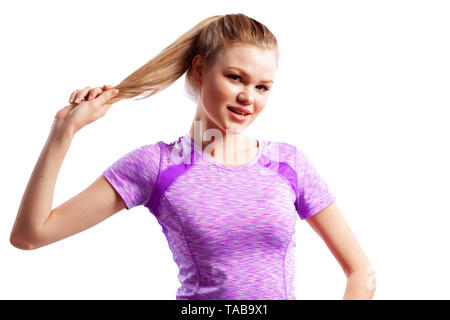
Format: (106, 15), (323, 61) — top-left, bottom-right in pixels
(227, 107), (250, 122)
(227, 106), (251, 114)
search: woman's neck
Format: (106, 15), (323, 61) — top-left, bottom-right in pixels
(188, 127), (258, 166)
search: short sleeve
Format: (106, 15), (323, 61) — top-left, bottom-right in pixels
(103, 143), (161, 210)
(294, 147), (336, 220)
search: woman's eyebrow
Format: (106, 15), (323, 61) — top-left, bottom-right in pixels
(227, 66), (273, 83)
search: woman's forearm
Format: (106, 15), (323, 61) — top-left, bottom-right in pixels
(10, 120), (75, 249)
(343, 270), (377, 300)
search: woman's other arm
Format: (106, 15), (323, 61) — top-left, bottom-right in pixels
(305, 202), (377, 299)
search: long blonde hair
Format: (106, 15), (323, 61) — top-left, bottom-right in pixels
(108, 13), (279, 105)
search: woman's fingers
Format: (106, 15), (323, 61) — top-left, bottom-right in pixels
(93, 88), (119, 107)
(77, 86), (91, 103)
(70, 85), (114, 104)
(87, 87), (102, 100)
(71, 87), (89, 104)
(69, 90), (80, 104)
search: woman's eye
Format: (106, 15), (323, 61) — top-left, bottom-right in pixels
(228, 74), (268, 92)
(257, 85), (268, 91)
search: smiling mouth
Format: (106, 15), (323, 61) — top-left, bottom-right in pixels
(227, 106), (250, 116)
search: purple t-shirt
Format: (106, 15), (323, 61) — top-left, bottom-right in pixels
(103, 133), (335, 300)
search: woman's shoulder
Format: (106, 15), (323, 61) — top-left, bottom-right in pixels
(262, 137), (299, 159)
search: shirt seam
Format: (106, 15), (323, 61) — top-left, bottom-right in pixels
(283, 234), (294, 300)
(259, 161), (296, 299)
(143, 142), (162, 212)
(164, 161), (197, 195)
(164, 192), (201, 298)
(258, 162), (298, 202)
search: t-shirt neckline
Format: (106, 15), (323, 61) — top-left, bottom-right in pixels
(183, 133), (264, 171)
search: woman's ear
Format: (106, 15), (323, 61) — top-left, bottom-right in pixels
(192, 54), (204, 86)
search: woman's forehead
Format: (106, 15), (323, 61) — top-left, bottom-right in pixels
(214, 45), (277, 78)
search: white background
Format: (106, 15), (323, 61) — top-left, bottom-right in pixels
(1, 0), (449, 299)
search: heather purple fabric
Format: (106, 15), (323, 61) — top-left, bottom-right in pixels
(103, 133), (336, 300)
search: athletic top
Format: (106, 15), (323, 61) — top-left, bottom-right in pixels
(103, 133), (336, 300)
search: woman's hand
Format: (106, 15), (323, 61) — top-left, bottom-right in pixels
(54, 85), (119, 134)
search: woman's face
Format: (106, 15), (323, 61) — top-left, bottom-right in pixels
(192, 42), (277, 136)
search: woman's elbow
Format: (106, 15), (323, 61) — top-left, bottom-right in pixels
(10, 229), (38, 250)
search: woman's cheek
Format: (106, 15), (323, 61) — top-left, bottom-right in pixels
(219, 80), (234, 94)
(253, 99), (265, 114)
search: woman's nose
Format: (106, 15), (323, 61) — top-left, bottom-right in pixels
(237, 91), (254, 104)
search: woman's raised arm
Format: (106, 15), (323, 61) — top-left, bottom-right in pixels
(10, 86), (125, 250)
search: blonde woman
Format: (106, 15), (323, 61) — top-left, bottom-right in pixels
(10, 13), (376, 300)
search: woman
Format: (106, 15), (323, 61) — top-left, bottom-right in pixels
(10, 13), (376, 300)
